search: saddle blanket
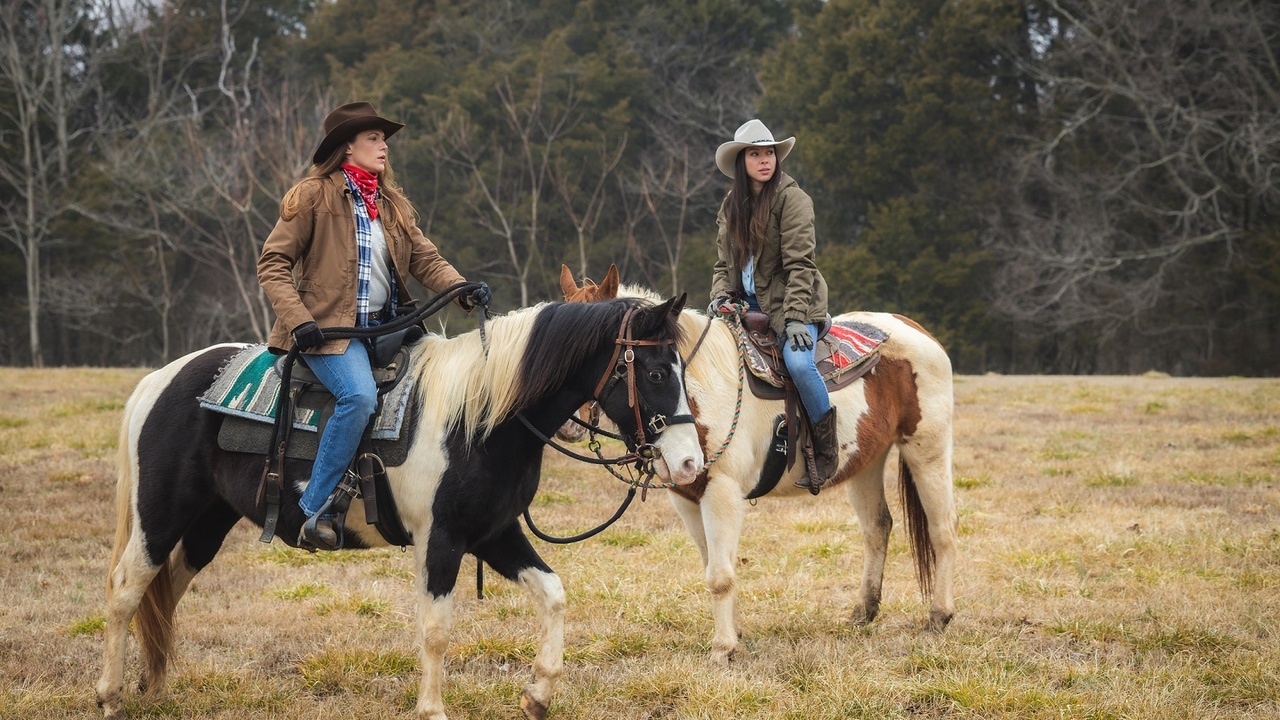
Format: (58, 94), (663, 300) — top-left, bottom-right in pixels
(198, 344), (414, 440)
(739, 320), (889, 388)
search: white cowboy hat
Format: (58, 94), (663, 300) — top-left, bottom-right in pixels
(715, 119), (796, 178)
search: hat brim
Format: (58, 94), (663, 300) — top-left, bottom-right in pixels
(312, 116), (405, 164)
(715, 136), (795, 178)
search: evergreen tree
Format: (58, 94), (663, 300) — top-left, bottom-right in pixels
(763, 0), (1036, 370)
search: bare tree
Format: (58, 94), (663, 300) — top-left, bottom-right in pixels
(549, 132), (626, 280)
(0, 0), (97, 366)
(614, 19), (757, 296)
(435, 73), (576, 306)
(991, 0), (1280, 369)
(78, 0), (324, 360)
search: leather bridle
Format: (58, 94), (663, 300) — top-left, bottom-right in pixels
(590, 305), (695, 458)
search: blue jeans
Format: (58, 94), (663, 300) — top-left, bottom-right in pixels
(780, 321), (831, 421)
(743, 294), (830, 421)
(298, 340), (378, 516)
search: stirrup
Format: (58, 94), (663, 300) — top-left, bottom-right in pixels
(299, 469), (360, 550)
(299, 513), (341, 551)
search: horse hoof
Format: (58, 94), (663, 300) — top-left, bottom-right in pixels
(520, 690), (549, 720)
(851, 602), (880, 627)
(709, 646), (735, 666)
(927, 609), (953, 633)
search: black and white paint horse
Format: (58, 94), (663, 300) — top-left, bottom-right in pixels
(96, 296), (702, 720)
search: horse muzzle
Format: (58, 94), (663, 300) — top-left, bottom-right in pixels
(650, 423), (703, 486)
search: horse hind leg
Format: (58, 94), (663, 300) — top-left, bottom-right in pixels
(97, 528), (167, 719)
(898, 441), (958, 633)
(843, 452), (892, 626)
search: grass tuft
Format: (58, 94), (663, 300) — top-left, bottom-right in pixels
(298, 649), (417, 695)
(273, 582), (328, 601)
(1085, 472), (1138, 487)
(955, 474), (992, 489)
(67, 613), (105, 637)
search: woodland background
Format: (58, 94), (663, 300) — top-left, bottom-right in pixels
(1, 0), (1277, 374)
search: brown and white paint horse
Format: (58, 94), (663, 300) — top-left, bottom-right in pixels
(560, 265), (957, 663)
(96, 297), (701, 720)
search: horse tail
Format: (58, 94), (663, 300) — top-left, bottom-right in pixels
(898, 454), (935, 599)
(106, 398), (134, 596)
(135, 557), (176, 695)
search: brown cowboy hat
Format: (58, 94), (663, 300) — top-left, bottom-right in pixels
(312, 101), (404, 164)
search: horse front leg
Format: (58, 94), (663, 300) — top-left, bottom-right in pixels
(699, 474), (747, 665)
(414, 538), (463, 720)
(668, 492), (709, 569)
(474, 522), (563, 720)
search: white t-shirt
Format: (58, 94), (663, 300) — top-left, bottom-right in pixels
(368, 218), (392, 311)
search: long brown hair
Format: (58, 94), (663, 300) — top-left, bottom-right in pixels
(280, 142), (418, 230)
(723, 150), (781, 267)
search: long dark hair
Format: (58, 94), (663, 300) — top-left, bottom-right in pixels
(280, 141), (418, 231)
(723, 150), (781, 267)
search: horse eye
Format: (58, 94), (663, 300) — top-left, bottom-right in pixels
(648, 370), (666, 383)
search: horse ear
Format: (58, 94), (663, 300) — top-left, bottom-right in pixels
(670, 292), (687, 315)
(633, 296), (679, 338)
(559, 264), (579, 300)
(600, 264), (620, 299)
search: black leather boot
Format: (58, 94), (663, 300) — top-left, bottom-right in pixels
(795, 407), (838, 495)
(812, 407), (839, 482)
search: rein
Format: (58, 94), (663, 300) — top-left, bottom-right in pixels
(519, 303), (695, 544)
(693, 309), (749, 476)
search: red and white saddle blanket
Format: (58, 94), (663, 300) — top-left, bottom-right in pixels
(734, 318), (888, 390)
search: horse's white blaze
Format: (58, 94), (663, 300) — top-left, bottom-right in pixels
(518, 567), (566, 709)
(654, 360), (703, 485)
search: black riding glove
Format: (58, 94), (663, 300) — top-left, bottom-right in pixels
(784, 320), (814, 351)
(459, 282), (492, 312)
(292, 321), (325, 352)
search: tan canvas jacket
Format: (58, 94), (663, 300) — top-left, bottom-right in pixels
(257, 172), (466, 354)
(710, 172), (829, 335)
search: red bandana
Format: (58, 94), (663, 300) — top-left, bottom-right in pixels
(342, 163), (380, 220)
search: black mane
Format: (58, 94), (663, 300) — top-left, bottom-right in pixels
(511, 297), (681, 415)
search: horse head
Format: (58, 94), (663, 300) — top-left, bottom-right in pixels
(581, 294), (701, 486)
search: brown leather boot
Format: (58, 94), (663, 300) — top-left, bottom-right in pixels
(299, 514), (340, 551)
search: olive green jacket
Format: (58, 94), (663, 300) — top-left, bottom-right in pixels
(710, 172), (829, 335)
(257, 171), (466, 354)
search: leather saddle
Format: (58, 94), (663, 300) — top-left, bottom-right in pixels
(219, 328), (424, 548)
(740, 311), (879, 401)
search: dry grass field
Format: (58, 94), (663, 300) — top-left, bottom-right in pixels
(1, 368), (1277, 719)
